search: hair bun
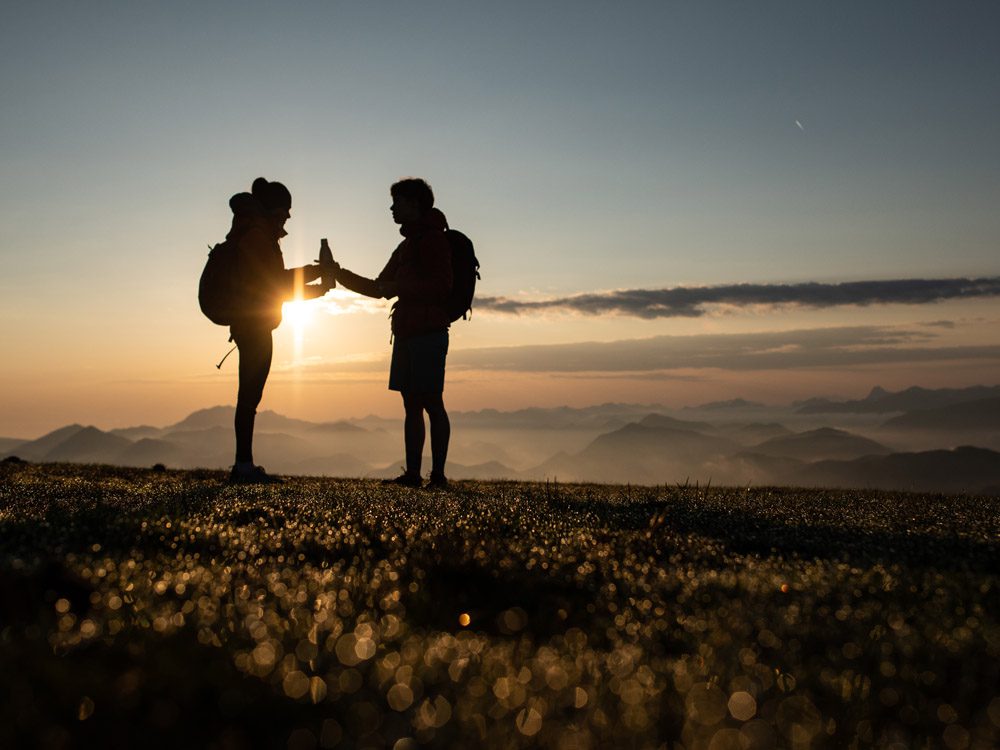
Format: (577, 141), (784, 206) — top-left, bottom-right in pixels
(251, 177), (269, 195)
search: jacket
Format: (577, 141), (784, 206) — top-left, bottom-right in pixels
(226, 193), (296, 331)
(338, 208), (453, 339)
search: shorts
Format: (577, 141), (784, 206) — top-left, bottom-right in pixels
(388, 330), (449, 393)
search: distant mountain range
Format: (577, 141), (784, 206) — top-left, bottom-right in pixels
(791, 446), (1000, 495)
(881, 397), (1000, 431)
(525, 420), (742, 485)
(749, 427), (891, 462)
(684, 398), (765, 411)
(796, 385), (1000, 414)
(3, 384), (999, 494)
(4, 408), (400, 476)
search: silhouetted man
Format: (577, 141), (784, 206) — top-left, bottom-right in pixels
(330, 178), (452, 488)
(227, 178), (330, 483)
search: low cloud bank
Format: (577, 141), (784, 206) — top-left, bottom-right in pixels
(280, 325), (1000, 377)
(450, 326), (1000, 373)
(477, 277), (1000, 318)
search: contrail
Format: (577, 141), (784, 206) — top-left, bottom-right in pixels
(476, 277), (1000, 319)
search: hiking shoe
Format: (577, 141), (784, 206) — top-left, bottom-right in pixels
(381, 471), (422, 488)
(229, 464), (283, 484)
(426, 473), (449, 490)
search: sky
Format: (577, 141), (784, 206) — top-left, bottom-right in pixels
(2, 1), (999, 438)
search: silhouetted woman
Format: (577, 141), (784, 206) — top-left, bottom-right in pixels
(332, 178), (452, 488)
(227, 178), (328, 483)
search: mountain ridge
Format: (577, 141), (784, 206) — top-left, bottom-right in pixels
(796, 385), (1000, 414)
(881, 397), (1000, 432)
(3, 386), (1000, 493)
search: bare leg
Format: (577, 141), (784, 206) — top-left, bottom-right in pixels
(424, 392), (450, 477)
(233, 328), (273, 465)
(401, 391), (426, 478)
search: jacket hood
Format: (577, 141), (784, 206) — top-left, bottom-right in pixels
(425, 207), (448, 230)
(400, 207), (448, 238)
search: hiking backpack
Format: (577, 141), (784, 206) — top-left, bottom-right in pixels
(445, 229), (480, 322)
(198, 241), (241, 326)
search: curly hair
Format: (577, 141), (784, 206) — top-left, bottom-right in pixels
(390, 178), (434, 213)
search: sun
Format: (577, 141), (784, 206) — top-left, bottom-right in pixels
(282, 299), (314, 336)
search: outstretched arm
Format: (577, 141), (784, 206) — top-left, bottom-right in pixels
(335, 249), (401, 299)
(240, 227), (329, 301)
(335, 267), (382, 298)
(288, 264), (323, 284)
(285, 264), (331, 299)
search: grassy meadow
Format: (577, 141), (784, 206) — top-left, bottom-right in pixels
(1, 461), (998, 749)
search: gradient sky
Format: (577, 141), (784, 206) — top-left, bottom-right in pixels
(2, 2), (999, 437)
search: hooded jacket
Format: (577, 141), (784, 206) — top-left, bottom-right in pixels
(337, 208), (453, 339)
(226, 193), (297, 331)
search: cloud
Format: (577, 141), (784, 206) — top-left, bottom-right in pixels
(257, 325), (1000, 379)
(448, 326), (1000, 373)
(476, 277), (1000, 319)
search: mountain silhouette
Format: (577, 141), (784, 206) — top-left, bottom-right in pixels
(450, 440), (521, 469)
(8, 424), (86, 461)
(881, 397), (1000, 432)
(44, 426), (132, 463)
(305, 421), (368, 434)
(684, 398), (765, 411)
(750, 427), (892, 462)
(159, 427), (232, 461)
(637, 413), (716, 432)
(527, 422), (741, 484)
(791, 446), (1000, 494)
(168, 406), (234, 431)
(0, 437), (25, 454)
(3, 391), (998, 493)
(453, 403), (666, 430)
(796, 385), (1000, 414)
(707, 451), (805, 486)
(116, 438), (194, 467)
(728, 423), (794, 443)
(109, 425), (163, 440)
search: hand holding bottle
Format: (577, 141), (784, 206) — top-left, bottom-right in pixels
(318, 238), (339, 290)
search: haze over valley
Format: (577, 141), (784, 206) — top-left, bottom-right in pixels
(5, 385), (1000, 495)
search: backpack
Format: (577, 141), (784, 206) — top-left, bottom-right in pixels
(445, 229), (480, 322)
(198, 241), (241, 325)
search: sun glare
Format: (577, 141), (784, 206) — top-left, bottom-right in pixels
(282, 299), (314, 334)
(282, 299), (314, 364)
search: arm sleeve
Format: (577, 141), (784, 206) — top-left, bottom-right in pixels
(239, 227), (293, 299)
(337, 250), (401, 298)
(241, 229), (325, 301)
(277, 265), (325, 299)
(299, 282), (328, 300)
(288, 264), (323, 284)
(397, 233), (452, 300)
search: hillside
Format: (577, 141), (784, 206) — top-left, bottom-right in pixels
(8, 424), (86, 460)
(0, 462), (997, 749)
(526, 422), (741, 484)
(749, 427), (891, 462)
(881, 397), (1000, 431)
(5, 394), (1000, 492)
(727, 422), (795, 443)
(792, 445), (1000, 494)
(0, 437), (25, 454)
